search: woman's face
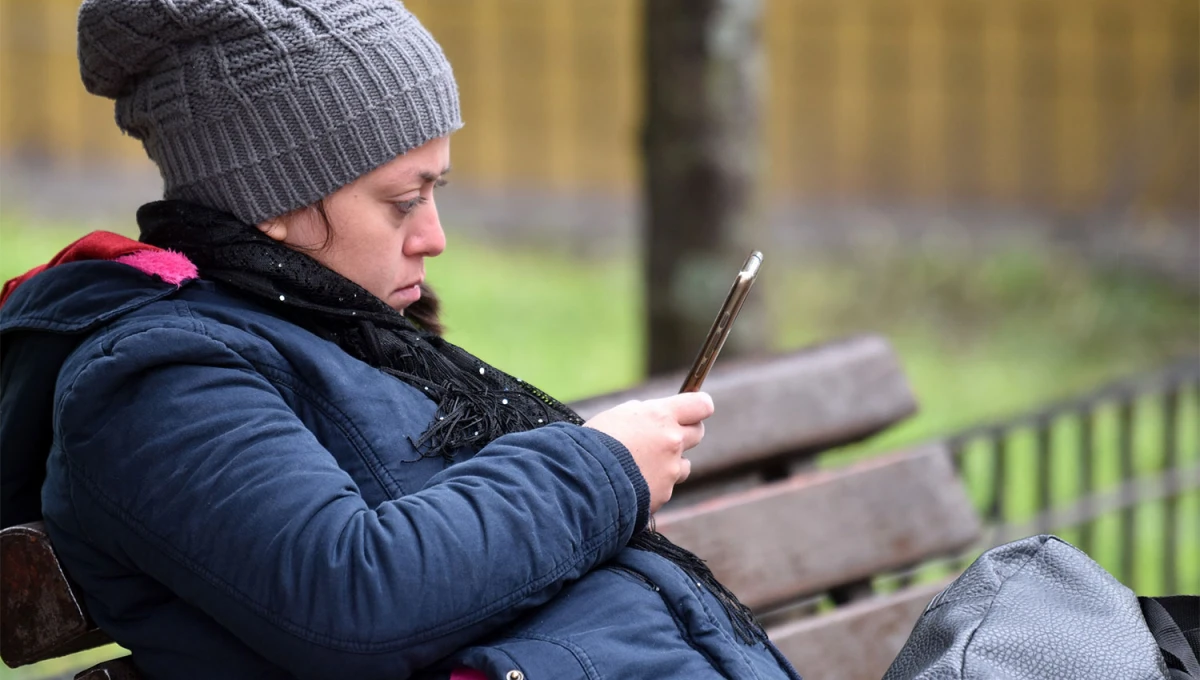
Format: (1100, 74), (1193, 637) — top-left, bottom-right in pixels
(259, 136), (451, 313)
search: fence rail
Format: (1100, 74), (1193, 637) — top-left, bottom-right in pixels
(942, 358), (1200, 596)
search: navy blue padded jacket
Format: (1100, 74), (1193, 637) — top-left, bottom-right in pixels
(0, 256), (802, 680)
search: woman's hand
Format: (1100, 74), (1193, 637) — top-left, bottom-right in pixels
(583, 392), (714, 513)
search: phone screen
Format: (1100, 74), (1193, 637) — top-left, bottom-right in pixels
(679, 251), (762, 393)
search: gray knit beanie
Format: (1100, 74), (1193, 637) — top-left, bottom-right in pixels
(77, 0), (462, 225)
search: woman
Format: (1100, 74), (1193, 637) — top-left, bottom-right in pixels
(0, 1), (802, 679)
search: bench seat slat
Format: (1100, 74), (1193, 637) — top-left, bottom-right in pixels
(655, 444), (980, 611)
(570, 335), (917, 481)
(768, 582), (945, 680)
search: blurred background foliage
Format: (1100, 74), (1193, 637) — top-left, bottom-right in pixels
(2, 0), (1195, 424)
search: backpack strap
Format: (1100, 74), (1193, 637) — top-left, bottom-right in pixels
(1140, 596), (1200, 679)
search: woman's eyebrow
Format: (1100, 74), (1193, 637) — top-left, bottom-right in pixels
(418, 166), (451, 183)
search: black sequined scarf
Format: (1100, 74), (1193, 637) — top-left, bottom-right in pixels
(137, 200), (766, 645)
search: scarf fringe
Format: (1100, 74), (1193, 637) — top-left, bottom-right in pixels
(630, 528), (768, 645)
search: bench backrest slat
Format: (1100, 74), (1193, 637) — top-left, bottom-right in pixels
(768, 582), (945, 680)
(570, 335), (916, 482)
(655, 444), (980, 612)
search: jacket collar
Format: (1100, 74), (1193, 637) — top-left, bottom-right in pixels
(1, 231), (198, 335)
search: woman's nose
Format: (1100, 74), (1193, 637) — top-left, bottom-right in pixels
(406, 201), (446, 257)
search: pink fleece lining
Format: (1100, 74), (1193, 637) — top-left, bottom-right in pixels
(449, 670), (487, 680)
(115, 249), (198, 285)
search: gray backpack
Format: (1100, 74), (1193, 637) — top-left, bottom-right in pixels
(884, 535), (1199, 680)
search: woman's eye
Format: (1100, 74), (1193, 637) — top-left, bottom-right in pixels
(395, 196), (426, 214)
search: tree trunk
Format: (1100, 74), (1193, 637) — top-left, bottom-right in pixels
(642, 0), (766, 377)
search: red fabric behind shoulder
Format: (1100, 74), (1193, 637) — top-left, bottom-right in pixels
(1, 231), (164, 307)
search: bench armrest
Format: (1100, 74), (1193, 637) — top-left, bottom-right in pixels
(0, 521), (112, 667)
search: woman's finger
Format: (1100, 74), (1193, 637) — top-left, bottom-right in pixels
(676, 457), (692, 484)
(667, 392), (715, 426)
(681, 421), (705, 451)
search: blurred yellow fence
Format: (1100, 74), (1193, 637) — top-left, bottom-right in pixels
(1, 0), (1196, 218)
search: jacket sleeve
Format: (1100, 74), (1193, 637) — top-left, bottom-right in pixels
(50, 323), (649, 679)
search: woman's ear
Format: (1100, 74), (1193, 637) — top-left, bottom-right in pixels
(257, 217), (288, 242)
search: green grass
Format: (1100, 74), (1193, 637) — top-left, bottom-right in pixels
(2, 218), (1196, 419)
(768, 245), (1198, 450)
(1, 217), (1197, 678)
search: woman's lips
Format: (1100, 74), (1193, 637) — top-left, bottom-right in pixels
(393, 283), (422, 304)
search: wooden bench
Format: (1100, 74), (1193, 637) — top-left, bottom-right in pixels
(1, 335), (980, 680)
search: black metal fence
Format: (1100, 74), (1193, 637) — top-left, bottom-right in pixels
(939, 358), (1200, 595)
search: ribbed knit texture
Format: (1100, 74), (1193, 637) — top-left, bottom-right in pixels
(590, 429), (652, 535)
(77, 0), (462, 225)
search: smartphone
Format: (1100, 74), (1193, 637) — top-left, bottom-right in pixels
(679, 251), (763, 393)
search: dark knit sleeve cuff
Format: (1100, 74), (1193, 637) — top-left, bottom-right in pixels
(589, 429), (651, 535)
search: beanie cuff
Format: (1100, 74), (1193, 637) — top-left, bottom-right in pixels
(158, 61), (462, 225)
